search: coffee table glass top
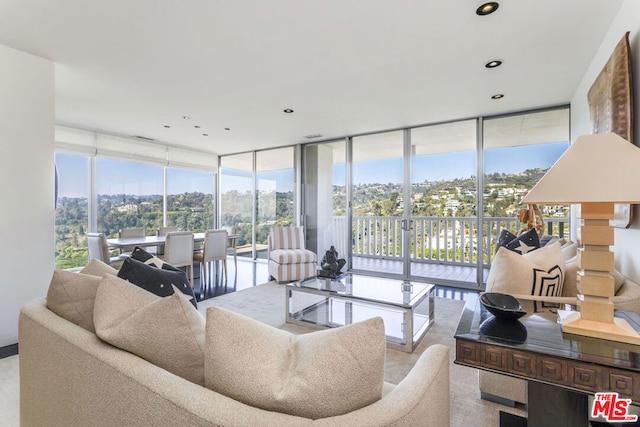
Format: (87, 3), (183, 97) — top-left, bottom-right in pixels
(294, 274), (433, 308)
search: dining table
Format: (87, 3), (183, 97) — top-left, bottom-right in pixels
(107, 232), (240, 250)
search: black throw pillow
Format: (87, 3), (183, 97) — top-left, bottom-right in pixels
(503, 228), (540, 255)
(496, 229), (518, 253)
(118, 256), (197, 309)
(130, 246), (177, 271)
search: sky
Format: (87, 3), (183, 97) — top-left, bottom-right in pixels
(56, 141), (568, 197)
(340, 141), (568, 185)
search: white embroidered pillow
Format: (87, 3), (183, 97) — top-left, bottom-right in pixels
(486, 242), (565, 301)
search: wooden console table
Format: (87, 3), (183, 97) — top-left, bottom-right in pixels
(454, 295), (640, 426)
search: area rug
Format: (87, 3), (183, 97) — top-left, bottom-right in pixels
(198, 282), (527, 427)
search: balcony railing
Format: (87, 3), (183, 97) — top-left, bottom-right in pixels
(333, 215), (569, 268)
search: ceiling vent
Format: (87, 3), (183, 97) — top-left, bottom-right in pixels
(133, 135), (155, 141)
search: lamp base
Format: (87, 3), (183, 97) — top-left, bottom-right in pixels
(558, 310), (640, 345)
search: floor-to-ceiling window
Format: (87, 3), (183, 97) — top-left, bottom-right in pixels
(482, 108), (570, 264)
(351, 131), (405, 275)
(54, 126), (218, 268)
(95, 157), (164, 237)
(54, 152), (89, 269)
(301, 106), (570, 288)
(166, 167), (215, 232)
(220, 153), (254, 258)
(256, 147), (295, 259)
(410, 120), (478, 284)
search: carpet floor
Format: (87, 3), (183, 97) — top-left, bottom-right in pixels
(198, 282), (527, 427)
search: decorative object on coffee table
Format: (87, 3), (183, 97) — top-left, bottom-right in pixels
(480, 293), (526, 321)
(317, 245), (346, 279)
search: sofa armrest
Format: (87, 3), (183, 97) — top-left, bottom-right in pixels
(20, 299), (313, 427)
(315, 344), (450, 427)
(612, 279), (640, 314)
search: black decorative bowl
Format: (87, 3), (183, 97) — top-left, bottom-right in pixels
(480, 293), (526, 321)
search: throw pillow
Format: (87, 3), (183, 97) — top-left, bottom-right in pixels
(130, 246), (173, 270)
(503, 228), (541, 255)
(541, 235), (559, 247)
(94, 274), (206, 385)
(486, 242), (565, 310)
(496, 229), (518, 253)
(46, 270), (102, 332)
(204, 307), (386, 420)
(117, 257), (197, 308)
(80, 258), (119, 277)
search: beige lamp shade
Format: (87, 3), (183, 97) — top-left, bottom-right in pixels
(522, 133), (640, 204)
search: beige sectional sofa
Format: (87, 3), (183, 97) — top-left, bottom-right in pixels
(19, 278), (450, 426)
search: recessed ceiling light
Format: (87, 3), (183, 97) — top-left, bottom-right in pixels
(283, 108), (294, 113)
(194, 125), (201, 128)
(491, 94), (504, 99)
(164, 125), (171, 128)
(476, 2), (499, 16)
(182, 115), (190, 120)
(202, 133), (208, 137)
(305, 134), (323, 139)
(224, 128), (230, 131)
(485, 60), (502, 68)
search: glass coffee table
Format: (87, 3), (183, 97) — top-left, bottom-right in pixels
(285, 274), (435, 353)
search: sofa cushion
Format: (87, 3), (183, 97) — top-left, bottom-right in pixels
(561, 240), (579, 261)
(94, 274), (206, 385)
(486, 242), (565, 309)
(118, 256), (197, 308)
(269, 248), (317, 264)
(46, 270), (102, 333)
(564, 255), (626, 297)
(80, 258), (119, 276)
(204, 307), (385, 419)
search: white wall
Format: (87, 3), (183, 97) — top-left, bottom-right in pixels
(0, 45), (55, 347)
(571, 0), (640, 283)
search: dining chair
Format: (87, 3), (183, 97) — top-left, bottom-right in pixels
(118, 227), (147, 256)
(87, 232), (126, 269)
(156, 225), (179, 255)
(161, 231), (195, 287)
(193, 229), (228, 288)
(222, 225), (238, 274)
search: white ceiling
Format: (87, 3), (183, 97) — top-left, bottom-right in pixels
(0, 0), (623, 156)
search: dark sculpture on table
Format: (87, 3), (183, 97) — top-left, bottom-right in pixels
(317, 246), (346, 279)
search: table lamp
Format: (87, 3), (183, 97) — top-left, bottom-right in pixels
(522, 133), (640, 344)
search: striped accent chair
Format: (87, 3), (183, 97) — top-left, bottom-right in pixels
(268, 226), (317, 283)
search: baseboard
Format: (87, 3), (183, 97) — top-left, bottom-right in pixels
(0, 343), (18, 359)
(481, 391), (517, 408)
